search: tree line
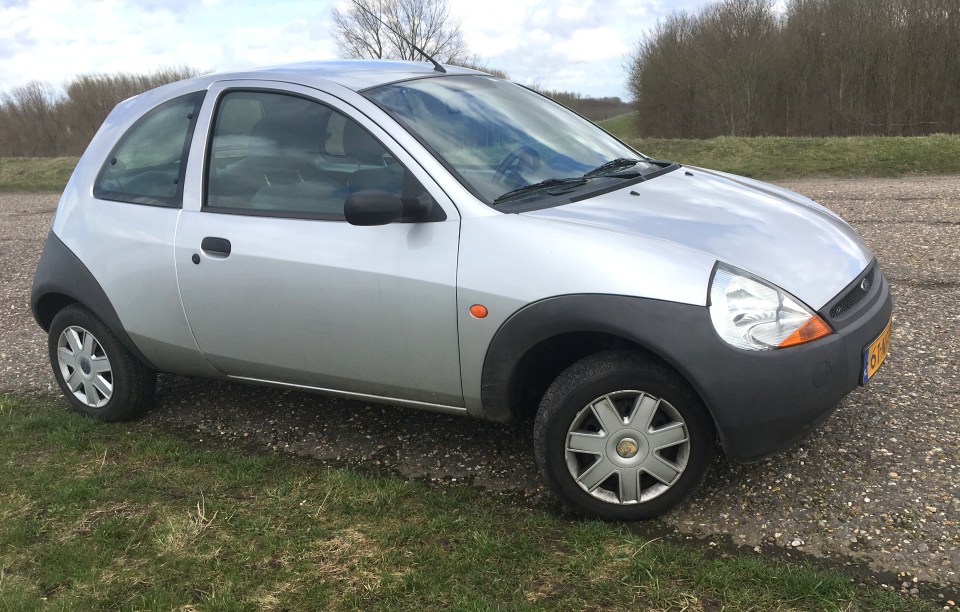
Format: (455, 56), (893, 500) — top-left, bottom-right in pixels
(628, 0), (960, 138)
(16, 0), (956, 155)
(0, 67), (200, 157)
(0, 67), (627, 158)
(531, 88), (631, 123)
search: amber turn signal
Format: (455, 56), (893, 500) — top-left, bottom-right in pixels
(469, 304), (488, 319)
(778, 315), (832, 348)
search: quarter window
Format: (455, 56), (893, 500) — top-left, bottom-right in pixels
(94, 91), (204, 207)
(205, 90), (436, 220)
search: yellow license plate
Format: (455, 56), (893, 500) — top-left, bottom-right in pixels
(861, 318), (892, 384)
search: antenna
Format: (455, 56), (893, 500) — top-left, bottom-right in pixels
(352, 1), (447, 73)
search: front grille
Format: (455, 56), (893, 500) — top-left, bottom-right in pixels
(830, 268), (875, 318)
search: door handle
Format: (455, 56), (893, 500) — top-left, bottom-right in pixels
(200, 236), (231, 256)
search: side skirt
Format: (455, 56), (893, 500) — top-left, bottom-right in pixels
(229, 375), (471, 417)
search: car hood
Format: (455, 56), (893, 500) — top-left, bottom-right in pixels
(522, 167), (873, 309)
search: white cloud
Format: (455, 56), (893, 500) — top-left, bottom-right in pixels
(0, 0), (339, 92)
(0, 0), (716, 99)
(551, 27), (631, 62)
(453, 0), (695, 99)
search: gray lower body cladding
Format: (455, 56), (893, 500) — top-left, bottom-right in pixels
(482, 276), (893, 463)
(34, 225), (894, 463)
(31, 230), (157, 371)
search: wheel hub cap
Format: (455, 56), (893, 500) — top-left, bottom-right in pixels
(616, 438), (639, 458)
(56, 325), (113, 408)
(564, 390), (691, 505)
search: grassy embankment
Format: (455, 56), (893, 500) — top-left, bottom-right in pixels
(601, 113), (960, 180)
(0, 157), (78, 192)
(1, 125), (960, 193)
(0, 393), (933, 610)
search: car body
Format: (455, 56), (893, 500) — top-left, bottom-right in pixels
(31, 60), (893, 520)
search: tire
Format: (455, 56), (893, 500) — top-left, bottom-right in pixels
(534, 350), (715, 521)
(48, 304), (156, 421)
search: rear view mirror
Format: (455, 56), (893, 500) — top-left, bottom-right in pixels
(344, 190), (431, 226)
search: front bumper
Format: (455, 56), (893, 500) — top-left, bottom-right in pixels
(691, 262), (893, 462)
(481, 263), (892, 462)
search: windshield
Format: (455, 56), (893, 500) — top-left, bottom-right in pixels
(364, 75), (658, 206)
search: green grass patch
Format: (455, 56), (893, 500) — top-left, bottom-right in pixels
(599, 114), (960, 179)
(598, 112), (640, 140)
(0, 157), (78, 192)
(4, 129), (960, 192)
(0, 393), (932, 610)
(628, 134), (960, 180)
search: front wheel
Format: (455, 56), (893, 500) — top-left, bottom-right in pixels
(48, 304), (156, 421)
(534, 351), (715, 521)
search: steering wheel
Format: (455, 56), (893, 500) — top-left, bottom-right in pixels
(493, 146), (542, 185)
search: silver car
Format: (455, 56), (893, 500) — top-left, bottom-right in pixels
(31, 60), (892, 520)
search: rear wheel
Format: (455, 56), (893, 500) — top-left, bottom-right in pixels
(48, 304), (155, 421)
(534, 350), (714, 520)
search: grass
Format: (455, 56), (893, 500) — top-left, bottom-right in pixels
(598, 114), (960, 180)
(0, 393), (933, 610)
(598, 112), (639, 141)
(3, 126), (960, 191)
(0, 157), (77, 192)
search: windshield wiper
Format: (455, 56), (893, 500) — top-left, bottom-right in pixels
(582, 157), (677, 179)
(493, 177), (588, 203)
(582, 158), (644, 178)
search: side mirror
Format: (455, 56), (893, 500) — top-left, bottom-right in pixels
(344, 190), (431, 226)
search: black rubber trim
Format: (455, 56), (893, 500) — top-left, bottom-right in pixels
(31, 231), (157, 371)
(201, 206), (346, 221)
(819, 259), (881, 329)
(481, 288), (892, 463)
(201, 202), (445, 224)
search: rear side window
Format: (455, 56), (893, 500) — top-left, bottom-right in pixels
(94, 91), (205, 207)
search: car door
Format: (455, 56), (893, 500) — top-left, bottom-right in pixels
(174, 82), (463, 408)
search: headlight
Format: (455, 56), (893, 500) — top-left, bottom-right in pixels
(709, 263), (832, 350)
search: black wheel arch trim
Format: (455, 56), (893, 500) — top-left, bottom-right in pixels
(479, 291), (881, 464)
(31, 230), (158, 371)
(480, 294), (714, 424)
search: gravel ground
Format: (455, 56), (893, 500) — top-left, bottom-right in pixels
(2, 178), (958, 599)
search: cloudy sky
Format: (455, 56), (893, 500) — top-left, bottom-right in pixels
(0, 0), (717, 100)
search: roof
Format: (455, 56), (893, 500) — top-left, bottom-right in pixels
(243, 60), (484, 91)
(168, 59), (485, 95)
(110, 59), (488, 129)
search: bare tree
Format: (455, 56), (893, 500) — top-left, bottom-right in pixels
(1, 81), (63, 156)
(332, 0), (469, 64)
(0, 66), (201, 157)
(61, 66), (200, 154)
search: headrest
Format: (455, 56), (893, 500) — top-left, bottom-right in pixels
(343, 120), (384, 161)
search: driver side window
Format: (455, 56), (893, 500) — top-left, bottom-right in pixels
(205, 90), (433, 220)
